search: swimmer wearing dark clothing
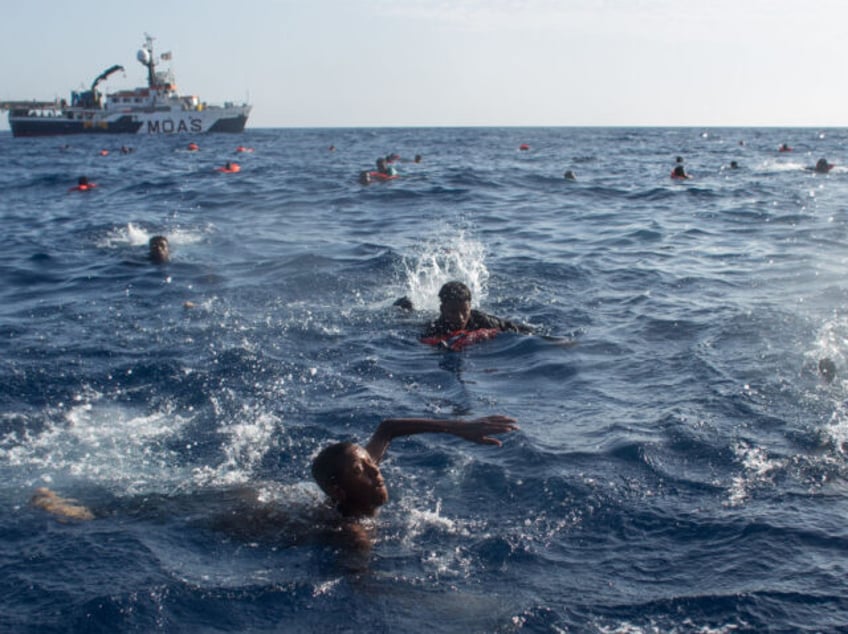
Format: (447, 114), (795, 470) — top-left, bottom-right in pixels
(814, 158), (833, 174)
(69, 176), (97, 192)
(376, 157), (397, 177)
(421, 281), (533, 339)
(149, 235), (170, 264)
(32, 415), (518, 523)
(819, 357), (837, 384)
(671, 165), (691, 180)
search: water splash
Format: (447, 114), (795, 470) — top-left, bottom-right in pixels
(399, 229), (489, 311)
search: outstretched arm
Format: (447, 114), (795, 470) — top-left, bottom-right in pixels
(364, 415), (518, 463)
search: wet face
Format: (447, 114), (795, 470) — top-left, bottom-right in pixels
(335, 445), (388, 516)
(440, 298), (472, 331)
(149, 238), (170, 264)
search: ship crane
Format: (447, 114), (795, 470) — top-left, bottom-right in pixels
(90, 65), (125, 107)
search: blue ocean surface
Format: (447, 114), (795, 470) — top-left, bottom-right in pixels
(2, 127), (848, 633)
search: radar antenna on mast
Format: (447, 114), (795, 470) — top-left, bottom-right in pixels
(137, 33), (157, 88)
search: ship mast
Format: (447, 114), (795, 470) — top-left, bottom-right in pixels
(137, 33), (157, 89)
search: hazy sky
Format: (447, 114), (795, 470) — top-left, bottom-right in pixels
(1, 0), (846, 129)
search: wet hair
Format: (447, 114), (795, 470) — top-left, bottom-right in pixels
(438, 281), (472, 303)
(311, 441), (356, 497)
(78, 176), (89, 186)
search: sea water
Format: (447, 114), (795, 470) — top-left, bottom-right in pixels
(2, 127), (848, 633)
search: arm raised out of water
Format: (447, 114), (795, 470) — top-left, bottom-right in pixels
(364, 415), (519, 464)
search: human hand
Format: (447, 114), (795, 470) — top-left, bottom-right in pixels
(455, 415), (519, 446)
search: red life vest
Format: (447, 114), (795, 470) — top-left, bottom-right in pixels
(368, 171), (397, 181)
(69, 183), (97, 192)
(421, 328), (501, 351)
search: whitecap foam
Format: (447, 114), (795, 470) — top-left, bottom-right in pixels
(0, 394), (192, 495)
(96, 222), (210, 250)
(726, 441), (785, 506)
(190, 406), (283, 487)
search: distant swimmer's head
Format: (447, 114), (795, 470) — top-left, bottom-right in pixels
(149, 235), (170, 265)
(438, 281), (473, 331)
(414, 154), (422, 163)
(393, 296), (414, 311)
(564, 170), (577, 181)
(78, 176), (89, 186)
(815, 158), (832, 173)
(730, 161), (739, 169)
(358, 170), (372, 185)
(676, 156), (684, 164)
(819, 357), (837, 384)
(312, 442), (388, 517)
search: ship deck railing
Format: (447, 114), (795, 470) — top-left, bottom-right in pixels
(0, 100), (62, 112)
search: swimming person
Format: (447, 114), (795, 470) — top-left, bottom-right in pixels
(312, 414), (518, 518)
(68, 176), (97, 192)
(671, 164), (691, 180)
(819, 358), (837, 384)
(31, 415), (518, 524)
(813, 158), (833, 174)
(149, 235), (170, 264)
(376, 157), (397, 177)
(418, 281), (533, 350)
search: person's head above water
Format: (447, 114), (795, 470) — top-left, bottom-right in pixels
(312, 442), (389, 517)
(438, 281), (474, 331)
(78, 176), (89, 186)
(815, 158), (832, 173)
(149, 235), (170, 264)
(311, 415), (517, 518)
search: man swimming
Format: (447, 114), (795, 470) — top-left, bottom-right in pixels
(31, 415), (518, 524)
(312, 414), (518, 517)
(421, 281), (533, 342)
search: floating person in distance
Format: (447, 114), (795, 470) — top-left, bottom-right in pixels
(69, 176), (97, 192)
(671, 164), (691, 180)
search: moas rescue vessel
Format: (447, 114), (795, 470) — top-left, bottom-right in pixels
(0, 34), (251, 137)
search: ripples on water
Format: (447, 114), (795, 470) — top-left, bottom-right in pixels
(2, 128), (848, 632)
